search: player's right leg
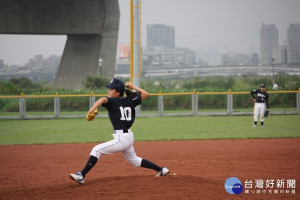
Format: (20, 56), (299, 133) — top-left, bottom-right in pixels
(70, 136), (127, 184)
(253, 103), (259, 127)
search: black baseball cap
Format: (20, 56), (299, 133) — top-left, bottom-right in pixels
(260, 83), (266, 88)
(105, 78), (125, 96)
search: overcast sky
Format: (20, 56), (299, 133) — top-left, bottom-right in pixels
(0, 0), (300, 65)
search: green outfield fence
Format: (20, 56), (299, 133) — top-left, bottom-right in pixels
(0, 89), (299, 119)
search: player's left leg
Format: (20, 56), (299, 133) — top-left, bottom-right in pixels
(122, 145), (169, 177)
(260, 103), (266, 127)
(70, 132), (132, 184)
(121, 145), (142, 167)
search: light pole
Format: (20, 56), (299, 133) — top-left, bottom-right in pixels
(98, 58), (103, 76)
(130, 0), (141, 113)
(272, 58), (275, 86)
(271, 58), (279, 89)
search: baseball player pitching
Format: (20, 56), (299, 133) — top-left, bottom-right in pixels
(250, 83), (269, 127)
(70, 78), (170, 184)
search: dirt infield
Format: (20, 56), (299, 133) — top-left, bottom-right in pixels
(0, 138), (299, 200)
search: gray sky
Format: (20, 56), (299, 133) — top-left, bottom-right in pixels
(1, 0), (300, 65)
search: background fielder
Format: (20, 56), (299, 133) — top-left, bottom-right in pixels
(70, 78), (169, 184)
(250, 83), (269, 127)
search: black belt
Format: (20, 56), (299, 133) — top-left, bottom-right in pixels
(114, 129), (128, 134)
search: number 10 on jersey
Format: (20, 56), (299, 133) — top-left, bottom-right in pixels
(119, 107), (132, 121)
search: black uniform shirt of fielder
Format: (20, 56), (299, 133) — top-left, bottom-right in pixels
(102, 94), (142, 130)
(251, 89), (269, 109)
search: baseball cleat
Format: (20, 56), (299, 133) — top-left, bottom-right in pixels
(70, 172), (85, 184)
(156, 167), (170, 177)
(252, 125), (257, 128)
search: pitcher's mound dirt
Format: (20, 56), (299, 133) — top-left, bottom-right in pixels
(0, 138), (299, 200)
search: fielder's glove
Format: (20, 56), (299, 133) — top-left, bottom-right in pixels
(86, 109), (98, 121)
(264, 110), (269, 118)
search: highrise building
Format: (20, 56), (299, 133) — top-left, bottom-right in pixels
(34, 54), (44, 68)
(251, 53), (259, 65)
(0, 59), (5, 68)
(260, 23), (278, 65)
(287, 23), (300, 64)
(272, 41), (288, 64)
(147, 24), (175, 50)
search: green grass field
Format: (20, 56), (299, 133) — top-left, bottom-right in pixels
(0, 115), (299, 145)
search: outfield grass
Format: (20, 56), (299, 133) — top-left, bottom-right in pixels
(0, 115), (299, 145)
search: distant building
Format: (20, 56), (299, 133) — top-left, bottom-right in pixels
(272, 24), (300, 64)
(260, 23), (278, 65)
(142, 24), (195, 68)
(34, 54), (44, 68)
(143, 49), (184, 67)
(147, 24), (175, 49)
(287, 23), (300, 64)
(221, 53), (253, 66)
(221, 54), (230, 66)
(115, 59), (130, 75)
(272, 41), (288, 64)
(0, 55), (61, 82)
(44, 55), (61, 69)
(0, 59), (5, 68)
(182, 48), (196, 66)
(251, 53), (259, 65)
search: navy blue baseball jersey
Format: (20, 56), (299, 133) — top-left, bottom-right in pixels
(251, 89), (269, 109)
(102, 95), (142, 130)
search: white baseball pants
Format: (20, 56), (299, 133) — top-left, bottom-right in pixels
(253, 103), (266, 122)
(90, 129), (142, 167)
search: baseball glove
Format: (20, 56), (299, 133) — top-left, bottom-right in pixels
(264, 110), (269, 118)
(86, 109), (98, 121)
